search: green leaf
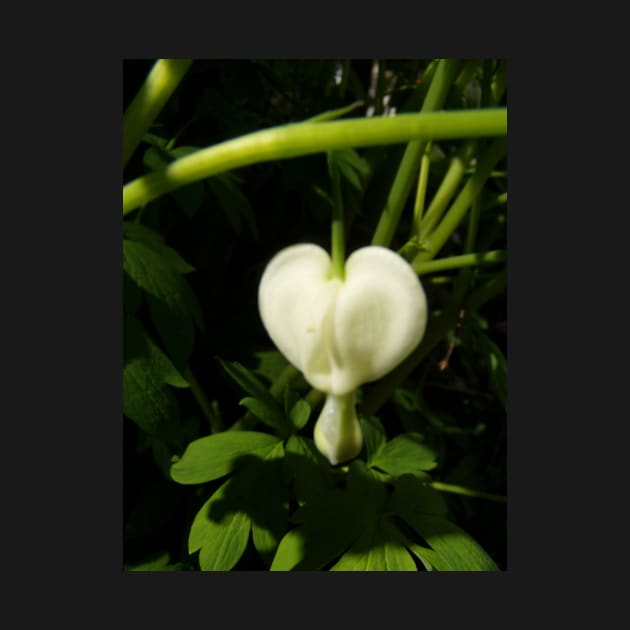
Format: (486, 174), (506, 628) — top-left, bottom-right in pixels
(330, 515), (416, 571)
(125, 552), (182, 572)
(389, 476), (497, 571)
(249, 443), (290, 566)
(239, 397), (290, 435)
(404, 514), (499, 571)
(405, 540), (454, 572)
(219, 359), (292, 435)
(170, 431), (281, 484)
(388, 474), (448, 518)
(147, 294), (195, 372)
(359, 416), (387, 463)
(271, 459), (382, 571)
(253, 350), (290, 383)
(370, 433), (438, 477)
(123, 316), (188, 443)
(123, 222), (196, 274)
(172, 182), (206, 219)
(189, 476), (252, 570)
(123, 270), (142, 315)
(208, 173), (258, 239)
(289, 399), (311, 430)
(284, 435), (335, 503)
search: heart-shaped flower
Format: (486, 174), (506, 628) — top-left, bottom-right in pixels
(258, 243), (427, 464)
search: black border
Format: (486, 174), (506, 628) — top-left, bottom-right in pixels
(12, 12), (597, 624)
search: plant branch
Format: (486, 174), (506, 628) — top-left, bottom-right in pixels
(123, 59), (193, 168)
(123, 107), (506, 215)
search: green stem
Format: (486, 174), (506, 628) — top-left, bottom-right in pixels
(123, 107), (506, 215)
(429, 481), (506, 503)
(371, 59), (462, 247)
(183, 366), (223, 433)
(413, 136), (507, 264)
(328, 152), (345, 280)
(307, 100), (365, 123)
(464, 189), (482, 254)
(412, 142), (432, 234)
(413, 249), (505, 275)
(123, 59), (193, 168)
(419, 140), (475, 238)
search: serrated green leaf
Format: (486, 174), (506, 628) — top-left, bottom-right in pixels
(370, 433), (438, 477)
(359, 416), (387, 463)
(289, 399), (311, 430)
(406, 540), (456, 571)
(123, 317), (188, 443)
(123, 221), (196, 275)
(170, 431), (281, 484)
(330, 515), (416, 571)
(147, 294), (195, 372)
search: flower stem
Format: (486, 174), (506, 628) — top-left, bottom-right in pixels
(123, 59), (193, 168)
(429, 481), (506, 503)
(413, 136), (507, 264)
(371, 59), (462, 247)
(123, 109), (506, 215)
(412, 142), (432, 235)
(413, 249), (505, 275)
(328, 152), (345, 280)
(183, 365), (223, 434)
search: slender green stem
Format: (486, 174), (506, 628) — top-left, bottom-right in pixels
(464, 190), (482, 254)
(412, 142), (432, 234)
(328, 152), (345, 280)
(183, 366), (223, 433)
(429, 481), (506, 503)
(413, 136), (507, 264)
(307, 100), (365, 123)
(413, 249), (505, 275)
(123, 108), (506, 215)
(123, 59), (193, 168)
(371, 59), (462, 247)
(492, 60), (507, 105)
(419, 140), (475, 238)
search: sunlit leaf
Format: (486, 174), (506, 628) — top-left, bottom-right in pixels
(370, 433), (438, 477)
(170, 431), (281, 485)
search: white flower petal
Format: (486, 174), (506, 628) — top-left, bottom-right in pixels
(329, 246), (427, 395)
(258, 243), (427, 396)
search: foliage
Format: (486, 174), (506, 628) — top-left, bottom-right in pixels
(123, 59), (507, 571)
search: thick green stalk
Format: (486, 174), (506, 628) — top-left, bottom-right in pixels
(371, 59), (462, 247)
(413, 249), (505, 275)
(123, 59), (193, 167)
(123, 108), (506, 215)
(413, 136), (507, 264)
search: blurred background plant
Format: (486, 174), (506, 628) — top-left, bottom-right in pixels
(123, 58), (507, 571)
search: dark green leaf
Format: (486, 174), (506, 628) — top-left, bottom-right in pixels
(170, 431), (281, 485)
(289, 399), (311, 430)
(209, 174), (258, 239)
(359, 416), (387, 463)
(189, 476), (252, 570)
(388, 474), (448, 518)
(123, 270), (142, 315)
(405, 514), (499, 571)
(330, 515), (416, 571)
(219, 359), (292, 435)
(125, 552), (182, 572)
(370, 433), (438, 477)
(123, 316), (188, 443)
(253, 350), (290, 382)
(239, 397), (290, 435)
(172, 182), (206, 219)
(284, 435), (335, 503)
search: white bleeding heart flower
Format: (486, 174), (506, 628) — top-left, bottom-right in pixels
(258, 243), (428, 465)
